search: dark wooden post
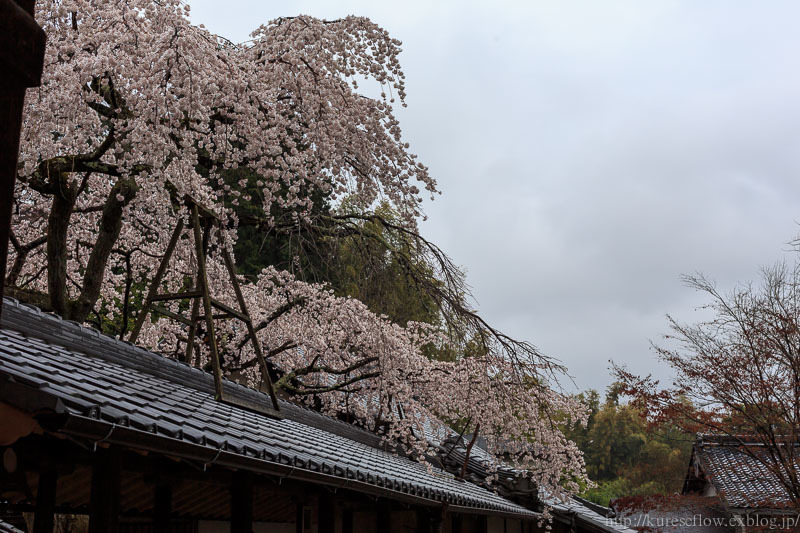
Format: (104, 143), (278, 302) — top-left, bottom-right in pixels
(318, 491), (335, 533)
(89, 448), (121, 533)
(0, 0), (46, 318)
(451, 513), (462, 533)
(416, 508), (432, 533)
(295, 499), (304, 533)
(430, 505), (446, 533)
(376, 501), (390, 533)
(32, 468), (57, 533)
(341, 508), (353, 533)
(230, 471), (254, 533)
(153, 480), (172, 533)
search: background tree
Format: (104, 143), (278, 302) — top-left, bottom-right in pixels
(614, 263), (800, 508)
(564, 385), (692, 506)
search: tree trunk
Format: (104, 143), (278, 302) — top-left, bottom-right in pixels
(69, 178), (137, 322)
(46, 184), (76, 317)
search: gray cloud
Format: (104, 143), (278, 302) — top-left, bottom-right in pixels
(190, 0), (800, 392)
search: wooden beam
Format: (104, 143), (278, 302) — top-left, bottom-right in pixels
(184, 295), (201, 364)
(151, 290), (204, 302)
(0, 0), (45, 86)
(0, 0), (46, 319)
(128, 218), (185, 342)
(218, 236), (280, 412)
(208, 297), (247, 322)
(192, 205), (224, 400)
(230, 471), (253, 533)
(32, 468), (57, 533)
(153, 480), (172, 533)
(88, 448), (121, 533)
(150, 305), (193, 326)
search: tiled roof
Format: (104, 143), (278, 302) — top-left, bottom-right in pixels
(0, 298), (537, 518)
(549, 498), (638, 533)
(696, 439), (798, 509)
(426, 416), (635, 532)
(0, 520), (24, 533)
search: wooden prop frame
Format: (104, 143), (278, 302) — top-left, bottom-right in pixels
(129, 196), (281, 417)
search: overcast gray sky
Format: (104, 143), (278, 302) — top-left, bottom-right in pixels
(189, 0), (800, 393)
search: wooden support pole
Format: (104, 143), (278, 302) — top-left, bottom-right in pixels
(128, 218), (185, 342)
(230, 471), (253, 533)
(153, 480), (172, 533)
(88, 448), (121, 533)
(318, 491), (335, 533)
(32, 469), (57, 533)
(218, 226), (280, 411)
(191, 205), (224, 400)
(184, 295), (200, 363)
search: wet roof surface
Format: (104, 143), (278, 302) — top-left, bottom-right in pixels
(0, 298), (536, 517)
(697, 440), (797, 509)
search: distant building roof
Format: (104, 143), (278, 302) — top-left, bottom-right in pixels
(689, 436), (799, 510)
(0, 298), (537, 518)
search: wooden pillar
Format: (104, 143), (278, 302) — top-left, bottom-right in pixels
(431, 506), (446, 533)
(230, 471), (253, 533)
(452, 513), (463, 533)
(295, 500), (304, 533)
(478, 515), (488, 533)
(377, 501), (390, 533)
(89, 448), (121, 533)
(341, 508), (353, 533)
(0, 0), (46, 318)
(416, 508), (432, 533)
(318, 491), (335, 533)
(33, 469), (57, 533)
(153, 480), (172, 533)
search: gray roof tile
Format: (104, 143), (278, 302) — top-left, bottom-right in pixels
(0, 298), (535, 517)
(697, 440), (797, 509)
(0, 520), (24, 533)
